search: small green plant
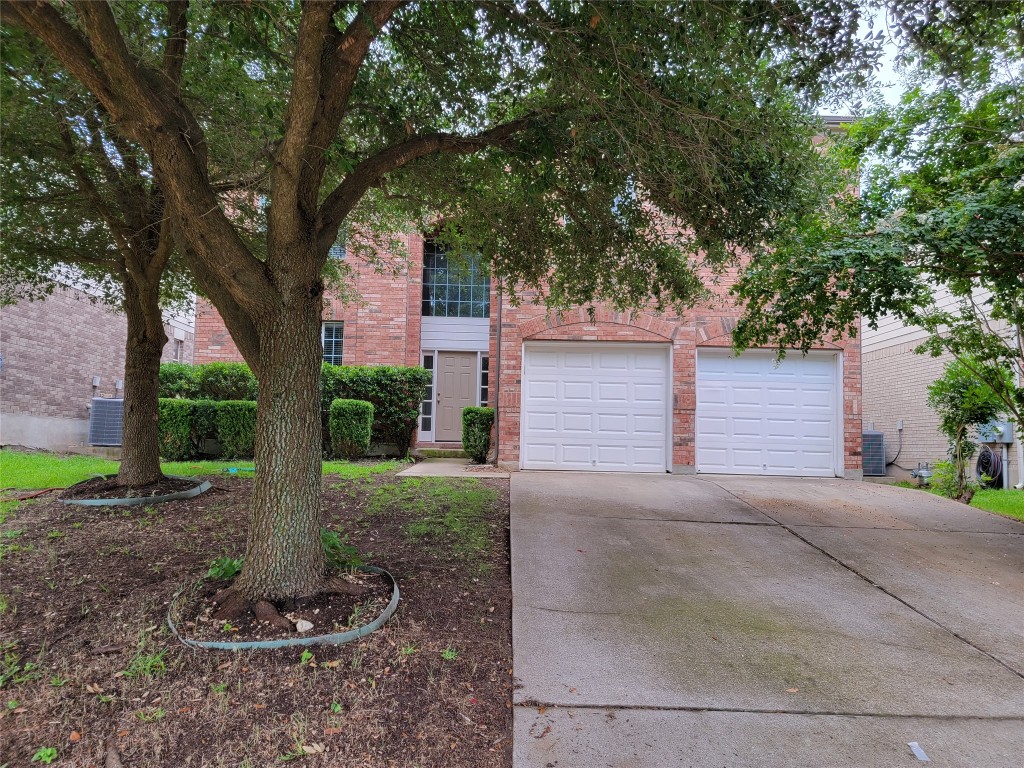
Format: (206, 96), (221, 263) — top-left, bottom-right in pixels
(321, 528), (363, 569)
(7, 699), (19, 709)
(399, 644), (418, 657)
(135, 706), (166, 722)
(329, 701), (342, 714)
(49, 676), (67, 687)
(210, 681), (229, 695)
(31, 747), (58, 764)
(927, 359), (1008, 502)
(124, 649), (167, 680)
(440, 646), (458, 661)
(0, 595), (10, 615)
(1, 643), (42, 688)
(299, 649), (315, 667)
(46, 530), (64, 540)
(207, 556), (243, 580)
(221, 620), (238, 633)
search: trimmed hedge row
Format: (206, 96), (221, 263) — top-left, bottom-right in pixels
(329, 399), (374, 460)
(158, 362), (257, 401)
(320, 364), (432, 456)
(159, 362), (431, 458)
(158, 398), (256, 460)
(462, 406), (494, 464)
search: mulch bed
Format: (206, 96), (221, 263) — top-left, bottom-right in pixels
(1, 469), (512, 767)
(60, 475), (200, 501)
(178, 571), (393, 643)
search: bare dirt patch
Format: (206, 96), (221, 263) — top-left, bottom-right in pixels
(1, 470), (512, 767)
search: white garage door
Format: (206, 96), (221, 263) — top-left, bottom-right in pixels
(696, 349), (840, 477)
(521, 343), (670, 472)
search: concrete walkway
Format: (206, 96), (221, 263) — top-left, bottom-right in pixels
(396, 457), (510, 478)
(511, 473), (1024, 767)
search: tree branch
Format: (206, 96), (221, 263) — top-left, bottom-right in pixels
(316, 116), (535, 252)
(1, 0), (115, 109)
(161, 0), (189, 88)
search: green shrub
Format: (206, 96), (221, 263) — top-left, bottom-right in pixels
(195, 362), (258, 401)
(192, 399), (220, 449)
(215, 400), (258, 459)
(329, 399), (374, 460)
(158, 362), (198, 399)
(462, 407), (494, 464)
(157, 399), (195, 460)
(157, 398), (222, 460)
(322, 364), (432, 456)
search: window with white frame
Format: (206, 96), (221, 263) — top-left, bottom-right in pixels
(420, 354), (434, 434)
(422, 240), (490, 318)
(322, 322), (344, 365)
(480, 356), (489, 406)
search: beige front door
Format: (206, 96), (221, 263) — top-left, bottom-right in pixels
(436, 351), (477, 442)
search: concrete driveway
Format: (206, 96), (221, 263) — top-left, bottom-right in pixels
(511, 473), (1024, 767)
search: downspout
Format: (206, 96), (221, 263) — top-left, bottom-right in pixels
(493, 278), (503, 466)
(1016, 325), (1024, 489)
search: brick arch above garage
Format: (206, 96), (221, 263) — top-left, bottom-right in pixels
(519, 308), (679, 343)
(694, 313), (843, 350)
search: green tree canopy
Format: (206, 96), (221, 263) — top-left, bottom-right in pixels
(732, 12), (1024, 423)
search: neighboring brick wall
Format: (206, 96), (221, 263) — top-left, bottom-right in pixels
(862, 343), (949, 473)
(1, 287), (128, 422)
(1, 286), (195, 450)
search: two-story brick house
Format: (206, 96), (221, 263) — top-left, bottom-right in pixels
(194, 234), (863, 478)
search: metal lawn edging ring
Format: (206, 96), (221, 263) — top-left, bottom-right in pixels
(166, 565), (400, 651)
(61, 474), (213, 506)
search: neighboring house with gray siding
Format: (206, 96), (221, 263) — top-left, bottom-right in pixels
(0, 283), (194, 454)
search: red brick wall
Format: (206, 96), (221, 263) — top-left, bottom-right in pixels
(490, 291), (862, 475)
(194, 234), (424, 368)
(194, 241), (862, 476)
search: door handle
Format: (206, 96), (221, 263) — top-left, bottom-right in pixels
(436, 392), (441, 403)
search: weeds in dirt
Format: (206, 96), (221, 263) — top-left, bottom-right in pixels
(1, 643), (42, 688)
(30, 746), (58, 764)
(123, 648), (167, 680)
(441, 646), (459, 661)
(366, 478), (497, 569)
(321, 527), (364, 568)
(135, 706), (167, 722)
(207, 555), (242, 579)
(400, 644), (419, 656)
(0, 594), (10, 614)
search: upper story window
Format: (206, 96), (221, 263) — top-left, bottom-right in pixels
(422, 240), (490, 318)
(322, 321), (344, 365)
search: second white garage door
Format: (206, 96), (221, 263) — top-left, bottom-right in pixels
(521, 343), (670, 472)
(696, 349), (841, 477)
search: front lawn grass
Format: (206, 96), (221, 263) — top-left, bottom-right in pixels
(894, 479), (1024, 523)
(971, 488), (1024, 522)
(0, 449), (407, 490)
(366, 477), (498, 571)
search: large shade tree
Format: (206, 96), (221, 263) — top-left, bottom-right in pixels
(2, 0), (1004, 607)
(0, 29), (192, 487)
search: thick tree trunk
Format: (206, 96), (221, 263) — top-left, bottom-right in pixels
(234, 288), (326, 601)
(116, 278), (168, 487)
